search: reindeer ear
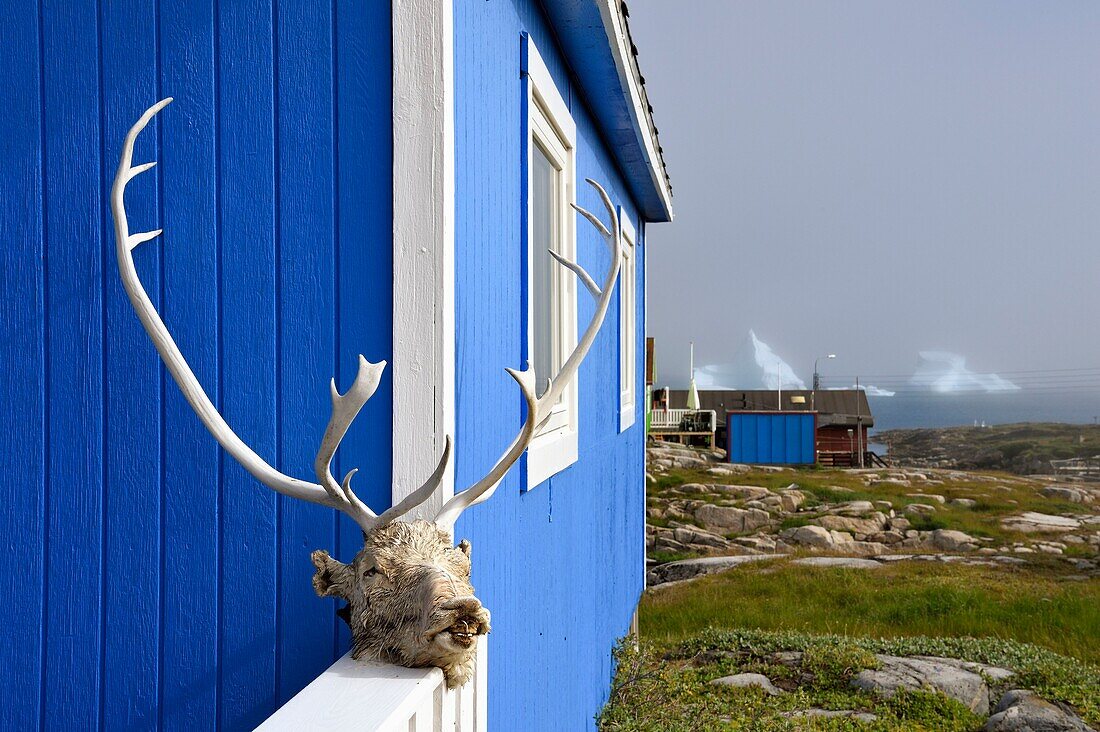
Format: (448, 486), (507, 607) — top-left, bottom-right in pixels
(311, 550), (352, 599)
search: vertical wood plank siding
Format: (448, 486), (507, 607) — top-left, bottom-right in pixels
(0, 1), (392, 729)
(453, 2), (647, 729)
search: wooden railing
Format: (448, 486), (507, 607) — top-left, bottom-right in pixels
(258, 642), (487, 731)
(650, 408), (716, 432)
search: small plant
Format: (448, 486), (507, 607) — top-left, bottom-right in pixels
(801, 641), (879, 689)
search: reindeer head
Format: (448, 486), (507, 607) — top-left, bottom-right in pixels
(311, 522), (488, 686)
(110, 99), (621, 687)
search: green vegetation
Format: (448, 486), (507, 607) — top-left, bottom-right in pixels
(642, 560), (1100, 664)
(646, 462), (1086, 550)
(599, 629), (1100, 731)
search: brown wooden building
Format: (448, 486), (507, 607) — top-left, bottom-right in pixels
(664, 388), (874, 465)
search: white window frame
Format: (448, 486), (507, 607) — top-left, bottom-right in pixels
(618, 210), (637, 432)
(524, 35), (578, 490)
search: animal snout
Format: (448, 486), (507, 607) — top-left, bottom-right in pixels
(441, 596), (482, 616)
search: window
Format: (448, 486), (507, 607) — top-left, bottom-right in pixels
(524, 35), (577, 490)
(619, 211), (637, 431)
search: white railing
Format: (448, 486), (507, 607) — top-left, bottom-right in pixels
(650, 408), (716, 432)
(258, 642), (487, 732)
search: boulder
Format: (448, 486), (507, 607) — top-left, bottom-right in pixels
(779, 525), (834, 549)
(929, 529), (979, 552)
(984, 689), (1096, 732)
(709, 672), (782, 696)
(1002, 512), (1082, 533)
(833, 500), (876, 515)
(673, 526), (729, 549)
(851, 655), (990, 715)
(846, 541), (889, 556)
(949, 498), (978, 508)
(791, 557), (882, 569)
(815, 512), (888, 536)
(778, 489), (806, 512)
(907, 493), (946, 504)
(653, 536), (689, 553)
(679, 483), (709, 493)
(695, 504), (771, 533)
(710, 484), (773, 500)
(1040, 486), (1093, 504)
(905, 503), (938, 515)
(732, 535), (777, 552)
(647, 554), (778, 585)
(889, 517), (912, 531)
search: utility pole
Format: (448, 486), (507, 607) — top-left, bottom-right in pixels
(855, 376), (864, 468)
(812, 353), (836, 411)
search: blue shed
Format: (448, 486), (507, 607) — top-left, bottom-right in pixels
(727, 412), (818, 465)
(0, 1), (673, 730)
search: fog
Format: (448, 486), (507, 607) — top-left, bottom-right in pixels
(628, 1), (1100, 390)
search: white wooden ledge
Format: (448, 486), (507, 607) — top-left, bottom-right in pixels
(258, 643), (486, 731)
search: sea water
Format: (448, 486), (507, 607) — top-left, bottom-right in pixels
(868, 391), (1100, 432)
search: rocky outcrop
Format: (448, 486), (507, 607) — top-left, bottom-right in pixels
(984, 689), (1096, 732)
(1002, 512), (1081, 533)
(851, 654), (991, 715)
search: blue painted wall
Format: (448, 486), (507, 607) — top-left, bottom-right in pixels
(0, 2), (392, 729)
(728, 413), (818, 465)
(453, 2), (647, 729)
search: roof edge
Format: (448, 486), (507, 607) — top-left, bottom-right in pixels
(594, 0), (674, 222)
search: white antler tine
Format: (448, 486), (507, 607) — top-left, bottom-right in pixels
(373, 436), (453, 526)
(433, 365), (538, 534)
(584, 178), (616, 223)
(127, 229), (163, 250)
(127, 161), (157, 180)
(314, 355), (385, 518)
(569, 202), (611, 239)
(548, 249), (601, 298)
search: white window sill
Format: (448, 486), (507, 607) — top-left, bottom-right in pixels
(526, 426), (578, 490)
(258, 645), (486, 732)
(619, 401), (636, 432)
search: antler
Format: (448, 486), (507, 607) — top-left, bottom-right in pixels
(433, 179), (623, 533)
(112, 98), (447, 535)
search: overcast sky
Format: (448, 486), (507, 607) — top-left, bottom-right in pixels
(628, 1), (1100, 388)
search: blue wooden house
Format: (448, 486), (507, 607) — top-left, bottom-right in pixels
(0, 0), (673, 729)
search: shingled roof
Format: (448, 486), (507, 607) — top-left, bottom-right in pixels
(666, 389), (875, 428)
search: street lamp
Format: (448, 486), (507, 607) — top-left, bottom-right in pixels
(812, 354), (836, 410)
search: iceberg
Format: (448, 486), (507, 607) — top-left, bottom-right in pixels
(909, 351), (1020, 393)
(695, 330), (806, 390)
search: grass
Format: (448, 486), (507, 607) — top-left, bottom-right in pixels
(599, 629), (1100, 731)
(642, 561), (1100, 665)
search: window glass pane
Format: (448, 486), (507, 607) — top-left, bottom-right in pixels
(532, 141), (559, 399)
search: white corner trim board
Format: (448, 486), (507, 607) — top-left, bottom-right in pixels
(392, 0), (456, 519)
